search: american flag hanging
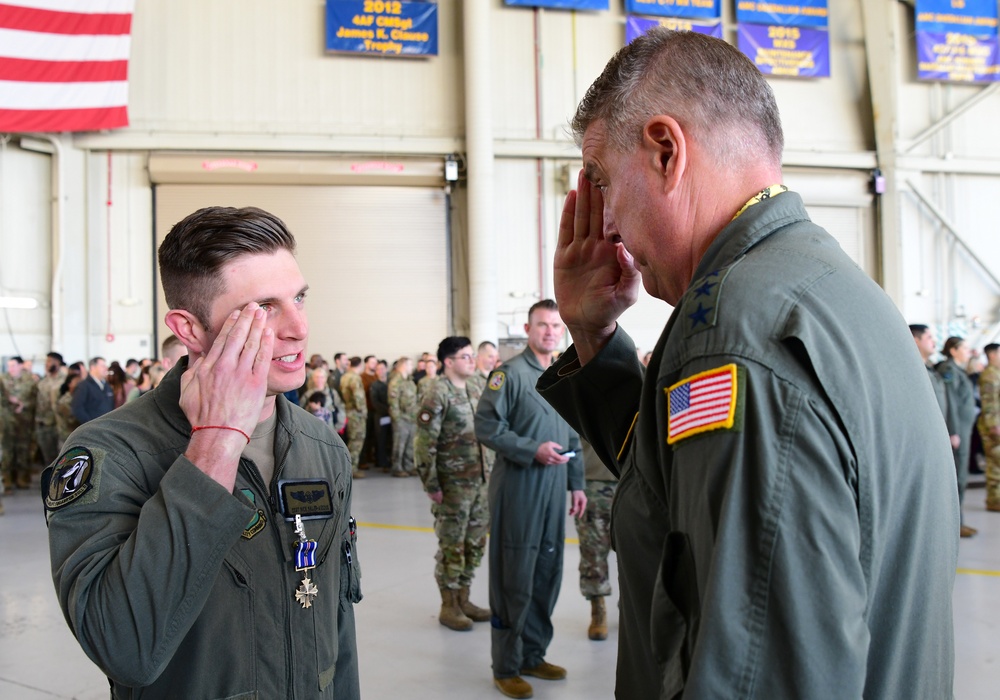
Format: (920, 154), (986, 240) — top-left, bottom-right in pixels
(666, 364), (738, 444)
(0, 0), (134, 133)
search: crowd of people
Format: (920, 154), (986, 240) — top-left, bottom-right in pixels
(0, 335), (188, 511)
(2, 26), (978, 700)
(910, 325), (1000, 535)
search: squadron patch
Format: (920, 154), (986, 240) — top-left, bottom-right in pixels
(45, 447), (96, 510)
(418, 410), (433, 425)
(488, 372), (506, 391)
(665, 364), (744, 445)
(240, 489), (267, 539)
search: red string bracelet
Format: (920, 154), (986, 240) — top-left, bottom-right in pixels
(190, 425), (251, 444)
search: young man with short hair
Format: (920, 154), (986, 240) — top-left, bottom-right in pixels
(44, 206), (361, 699)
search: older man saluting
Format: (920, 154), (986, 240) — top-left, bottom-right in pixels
(537, 29), (958, 700)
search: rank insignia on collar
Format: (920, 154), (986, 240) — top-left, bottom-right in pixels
(665, 364), (745, 445)
(45, 447), (96, 510)
(488, 372), (505, 391)
(681, 260), (741, 338)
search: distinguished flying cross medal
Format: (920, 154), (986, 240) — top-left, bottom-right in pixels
(293, 514), (319, 609)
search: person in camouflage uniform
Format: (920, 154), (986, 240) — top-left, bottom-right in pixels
(415, 336), (491, 632)
(55, 372), (83, 449)
(388, 357), (418, 477)
(573, 440), (618, 641)
(340, 356), (368, 479)
(978, 343), (1000, 511)
(35, 352), (68, 468)
(2, 356), (39, 490)
(417, 358), (439, 404)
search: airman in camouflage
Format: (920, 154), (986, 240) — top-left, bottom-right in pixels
(35, 352), (68, 467)
(388, 357), (418, 477)
(417, 359), (439, 404)
(55, 373), (82, 448)
(978, 343), (1000, 511)
(415, 337), (491, 631)
(574, 440), (618, 641)
(2, 356), (39, 490)
(340, 357), (368, 479)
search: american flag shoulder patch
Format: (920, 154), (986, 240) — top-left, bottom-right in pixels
(665, 364), (741, 445)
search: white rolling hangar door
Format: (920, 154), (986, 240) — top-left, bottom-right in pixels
(150, 153), (450, 363)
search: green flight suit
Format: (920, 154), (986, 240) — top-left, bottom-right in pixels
(937, 358), (978, 507)
(539, 192), (958, 699)
(475, 349), (584, 679)
(43, 359), (361, 699)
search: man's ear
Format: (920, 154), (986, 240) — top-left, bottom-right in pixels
(643, 115), (686, 192)
(164, 309), (209, 356)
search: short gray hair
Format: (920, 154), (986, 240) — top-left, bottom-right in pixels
(572, 29), (783, 168)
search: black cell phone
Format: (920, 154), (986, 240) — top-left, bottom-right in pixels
(558, 449), (576, 458)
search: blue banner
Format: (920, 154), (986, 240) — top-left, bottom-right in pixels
(624, 0), (720, 21)
(504, 0), (609, 9)
(626, 15), (723, 43)
(736, 1), (828, 28)
(738, 23), (830, 78)
(917, 30), (1000, 82)
(915, 0), (998, 36)
(326, 1), (438, 57)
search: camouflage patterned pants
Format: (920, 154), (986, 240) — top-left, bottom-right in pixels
(35, 424), (61, 468)
(391, 419), (415, 474)
(432, 478), (489, 589)
(346, 411), (367, 471)
(982, 434), (1000, 509)
(574, 480), (617, 599)
(1, 422), (33, 483)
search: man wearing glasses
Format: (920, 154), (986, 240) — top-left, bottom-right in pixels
(415, 336), (492, 631)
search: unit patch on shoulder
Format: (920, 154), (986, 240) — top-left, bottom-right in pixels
(665, 364), (744, 446)
(488, 372), (506, 391)
(45, 447), (96, 510)
(418, 410), (433, 425)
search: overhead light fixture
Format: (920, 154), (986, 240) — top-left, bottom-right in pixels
(0, 296), (39, 309)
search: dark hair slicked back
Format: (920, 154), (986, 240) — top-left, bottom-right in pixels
(158, 206), (296, 329)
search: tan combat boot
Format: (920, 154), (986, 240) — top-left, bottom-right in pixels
(439, 589), (473, 631)
(588, 597), (608, 641)
(15, 468), (32, 489)
(494, 676), (533, 698)
(457, 586), (490, 622)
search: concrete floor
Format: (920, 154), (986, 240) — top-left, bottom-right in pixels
(0, 470), (996, 699)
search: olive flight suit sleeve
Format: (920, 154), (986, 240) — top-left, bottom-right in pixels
(45, 448), (254, 687)
(537, 326), (645, 477)
(662, 356), (869, 698)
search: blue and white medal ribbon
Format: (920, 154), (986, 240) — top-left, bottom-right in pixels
(292, 514), (319, 608)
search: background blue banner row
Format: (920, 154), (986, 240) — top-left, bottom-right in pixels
(736, 0), (828, 28)
(326, 0), (438, 57)
(626, 14), (723, 42)
(504, 0), (609, 9)
(738, 23), (830, 78)
(916, 0), (998, 36)
(624, 0), (721, 21)
(917, 30), (1000, 82)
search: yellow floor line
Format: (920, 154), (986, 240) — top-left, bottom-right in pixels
(357, 521), (581, 544)
(957, 568), (1000, 577)
(358, 524), (1000, 576)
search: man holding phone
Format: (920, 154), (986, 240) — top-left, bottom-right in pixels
(474, 299), (586, 699)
